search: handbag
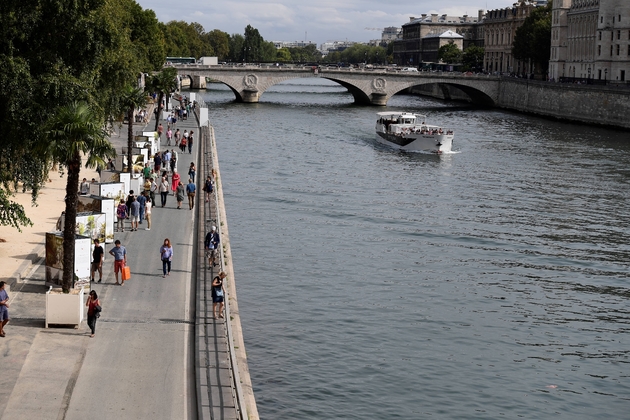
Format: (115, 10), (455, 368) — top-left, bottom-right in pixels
(215, 288), (224, 297)
(122, 265), (131, 281)
(93, 304), (102, 318)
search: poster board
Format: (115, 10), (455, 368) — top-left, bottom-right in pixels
(78, 196), (115, 243)
(45, 232), (92, 288)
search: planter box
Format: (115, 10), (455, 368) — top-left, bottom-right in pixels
(45, 286), (84, 328)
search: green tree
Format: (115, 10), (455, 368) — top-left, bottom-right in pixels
(438, 43), (462, 64)
(44, 102), (115, 293)
(276, 48), (292, 62)
(149, 67), (179, 131)
(119, 86), (147, 174)
(243, 25), (264, 62)
(512, 2), (552, 76)
(228, 34), (245, 62)
(461, 45), (485, 71)
(205, 30), (230, 60)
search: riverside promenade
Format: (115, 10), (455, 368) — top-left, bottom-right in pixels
(0, 100), (257, 419)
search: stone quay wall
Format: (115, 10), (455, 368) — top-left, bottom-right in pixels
(495, 79), (630, 129)
(411, 78), (630, 129)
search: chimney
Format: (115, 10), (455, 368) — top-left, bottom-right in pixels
(431, 14), (438, 22)
(410, 17), (415, 22)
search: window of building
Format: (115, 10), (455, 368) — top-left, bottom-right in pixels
(617, 44), (620, 55)
(601, 16), (603, 24)
(598, 45), (601, 55)
(599, 32), (602, 41)
(618, 30), (621, 40)
(611, 45), (613, 55)
(621, 70), (626, 82)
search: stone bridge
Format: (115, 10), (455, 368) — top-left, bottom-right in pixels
(174, 65), (501, 106)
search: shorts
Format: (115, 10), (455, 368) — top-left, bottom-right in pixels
(131, 215), (139, 223)
(0, 307), (9, 321)
(91, 261), (102, 271)
(114, 260), (125, 273)
(212, 295), (224, 303)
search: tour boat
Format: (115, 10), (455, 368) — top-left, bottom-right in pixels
(375, 112), (454, 153)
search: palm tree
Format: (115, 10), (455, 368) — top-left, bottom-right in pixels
(45, 102), (115, 293)
(150, 67), (179, 131)
(119, 85), (147, 174)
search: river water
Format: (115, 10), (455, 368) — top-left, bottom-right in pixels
(197, 78), (629, 419)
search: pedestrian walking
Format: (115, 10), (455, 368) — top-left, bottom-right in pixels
(188, 162), (196, 184)
(143, 163), (151, 179)
(170, 149), (177, 173)
(179, 136), (187, 153)
(145, 194), (152, 230)
(166, 127), (172, 145)
(154, 151), (162, 172)
(186, 178), (196, 210)
(163, 149), (171, 173)
(150, 177), (158, 207)
(160, 176), (170, 207)
(157, 123), (163, 141)
(0, 281), (10, 337)
(212, 272), (226, 319)
(176, 181), (185, 209)
(129, 196), (140, 231)
(160, 238), (173, 278)
(171, 168), (180, 195)
(86, 290), (101, 338)
(188, 131), (194, 153)
(174, 128), (180, 146)
(204, 225), (220, 267)
(90, 239), (104, 283)
(203, 175), (214, 202)
(109, 240), (127, 285)
(137, 187), (147, 225)
(116, 199), (128, 232)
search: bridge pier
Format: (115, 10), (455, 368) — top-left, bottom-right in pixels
(240, 88), (260, 103)
(191, 76), (206, 89)
(370, 93), (388, 106)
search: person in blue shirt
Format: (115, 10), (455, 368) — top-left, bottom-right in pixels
(109, 240), (127, 285)
(186, 178), (196, 210)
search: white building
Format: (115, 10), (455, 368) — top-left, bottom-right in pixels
(549, 0), (630, 82)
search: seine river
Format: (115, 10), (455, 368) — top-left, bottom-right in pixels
(197, 78), (629, 419)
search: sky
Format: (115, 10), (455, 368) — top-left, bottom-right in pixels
(136, 0), (514, 46)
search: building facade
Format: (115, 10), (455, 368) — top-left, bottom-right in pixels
(550, 0), (630, 82)
(483, 1), (543, 74)
(393, 12), (485, 66)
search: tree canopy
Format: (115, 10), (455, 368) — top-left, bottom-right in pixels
(438, 43), (462, 64)
(461, 45), (485, 72)
(512, 2), (552, 76)
(0, 0), (164, 230)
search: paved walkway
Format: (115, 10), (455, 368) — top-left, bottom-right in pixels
(0, 103), (202, 419)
